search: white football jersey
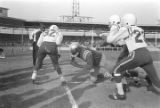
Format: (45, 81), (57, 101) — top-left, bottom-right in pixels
(37, 32), (63, 47)
(124, 26), (147, 52)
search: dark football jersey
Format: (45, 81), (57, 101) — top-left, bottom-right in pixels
(77, 46), (102, 66)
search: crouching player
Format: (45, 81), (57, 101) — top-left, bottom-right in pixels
(31, 25), (66, 85)
(100, 14), (152, 92)
(106, 13), (160, 100)
(69, 43), (112, 84)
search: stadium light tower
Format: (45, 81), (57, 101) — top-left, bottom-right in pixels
(60, 0), (93, 23)
(72, 0), (80, 17)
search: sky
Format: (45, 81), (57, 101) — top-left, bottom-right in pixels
(0, 0), (160, 25)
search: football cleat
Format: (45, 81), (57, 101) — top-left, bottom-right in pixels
(109, 93), (126, 100)
(60, 76), (67, 86)
(31, 71), (37, 84)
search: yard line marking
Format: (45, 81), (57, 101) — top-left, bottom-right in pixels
(29, 85), (79, 108)
(63, 85), (79, 108)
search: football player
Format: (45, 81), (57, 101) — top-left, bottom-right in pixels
(107, 13), (160, 100)
(0, 48), (5, 59)
(29, 25), (45, 66)
(69, 43), (111, 84)
(31, 25), (66, 85)
(100, 15), (151, 92)
(100, 15), (131, 91)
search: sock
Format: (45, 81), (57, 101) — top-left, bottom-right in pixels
(31, 70), (37, 80)
(116, 82), (124, 95)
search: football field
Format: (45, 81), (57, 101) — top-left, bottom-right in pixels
(0, 49), (160, 108)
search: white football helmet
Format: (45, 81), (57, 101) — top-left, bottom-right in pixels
(49, 25), (58, 31)
(108, 15), (120, 25)
(121, 13), (137, 26)
(49, 25), (59, 35)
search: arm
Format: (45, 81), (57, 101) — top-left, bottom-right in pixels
(37, 33), (44, 47)
(29, 29), (38, 41)
(70, 56), (85, 68)
(99, 33), (108, 41)
(107, 27), (129, 43)
(29, 32), (34, 40)
(106, 25), (119, 43)
(56, 32), (63, 46)
(29, 31), (35, 43)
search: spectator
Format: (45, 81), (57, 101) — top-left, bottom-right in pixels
(29, 25), (45, 66)
(0, 48), (5, 59)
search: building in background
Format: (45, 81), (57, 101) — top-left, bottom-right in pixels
(0, 6), (159, 47)
(0, 7), (8, 17)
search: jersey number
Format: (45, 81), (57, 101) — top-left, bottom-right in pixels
(133, 30), (143, 43)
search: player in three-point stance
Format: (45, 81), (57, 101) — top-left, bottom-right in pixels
(31, 25), (66, 85)
(105, 13), (160, 100)
(69, 43), (111, 84)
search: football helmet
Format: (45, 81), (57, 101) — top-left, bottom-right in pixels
(108, 15), (120, 25)
(69, 42), (80, 55)
(49, 25), (59, 35)
(121, 13), (137, 26)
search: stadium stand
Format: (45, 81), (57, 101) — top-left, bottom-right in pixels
(0, 16), (160, 56)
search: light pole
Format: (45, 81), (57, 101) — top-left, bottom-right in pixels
(91, 27), (94, 47)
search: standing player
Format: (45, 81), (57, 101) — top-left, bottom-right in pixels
(106, 13), (160, 100)
(70, 43), (111, 84)
(100, 15), (151, 92)
(31, 25), (66, 84)
(29, 25), (45, 66)
(100, 14), (129, 65)
(100, 14), (128, 64)
(100, 15), (130, 91)
(0, 48), (5, 59)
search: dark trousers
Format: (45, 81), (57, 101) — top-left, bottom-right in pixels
(113, 47), (160, 88)
(34, 42), (62, 75)
(33, 42), (39, 66)
(0, 48), (4, 55)
(89, 52), (102, 76)
(117, 45), (128, 63)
